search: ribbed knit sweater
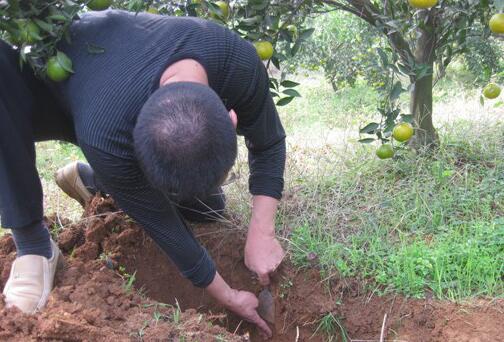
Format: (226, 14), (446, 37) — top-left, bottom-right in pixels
(50, 10), (286, 287)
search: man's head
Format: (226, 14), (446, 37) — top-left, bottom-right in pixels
(134, 82), (237, 202)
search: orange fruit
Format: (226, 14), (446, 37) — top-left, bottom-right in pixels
(87, 0), (112, 11)
(482, 83), (501, 99)
(211, 1), (229, 19)
(408, 0), (438, 9)
(392, 123), (414, 142)
(46, 53), (72, 82)
(254, 41), (274, 60)
(376, 144), (394, 159)
(489, 13), (504, 34)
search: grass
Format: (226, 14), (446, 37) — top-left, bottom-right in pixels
(270, 74), (504, 300)
(313, 312), (349, 342)
(31, 71), (504, 302)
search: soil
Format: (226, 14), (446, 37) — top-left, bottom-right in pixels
(1, 196), (503, 341)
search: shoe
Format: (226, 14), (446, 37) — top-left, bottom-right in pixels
(55, 161), (93, 206)
(3, 240), (64, 314)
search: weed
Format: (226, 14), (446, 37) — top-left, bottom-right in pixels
(172, 299), (182, 324)
(118, 265), (137, 294)
(313, 313), (349, 342)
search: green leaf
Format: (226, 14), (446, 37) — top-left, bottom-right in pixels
(56, 51), (74, 73)
(377, 48), (388, 67)
(280, 80), (300, 88)
(282, 89), (301, 97)
(291, 40), (301, 56)
(47, 14), (68, 22)
(245, 31), (261, 40)
(271, 56), (280, 70)
(299, 28), (315, 40)
(358, 138), (375, 144)
(269, 78), (279, 90)
(390, 81), (403, 101)
(359, 122), (379, 134)
(276, 96), (294, 106)
(34, 19), (54, 35)
(240, 16), (262, 26)
(248, 0), (269, 10)
(401, 114), (414, 123)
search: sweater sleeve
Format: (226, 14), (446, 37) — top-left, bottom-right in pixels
(80, 143), (216, 288)
(235, 57), (286, 200)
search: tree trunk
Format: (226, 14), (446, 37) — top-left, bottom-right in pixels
(410, 70), (438, 147)
(409, 11), (439, 148)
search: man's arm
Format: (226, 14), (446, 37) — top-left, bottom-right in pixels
(80, 143), (272, 337)
(81, 143), (217, 287)
(245, 195), (285, 285)
(235, 56), (287, 284)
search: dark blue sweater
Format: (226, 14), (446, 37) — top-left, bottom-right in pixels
(51, 10), (286, 287)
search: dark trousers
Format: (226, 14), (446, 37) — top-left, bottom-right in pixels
(0, 40), (76, 229)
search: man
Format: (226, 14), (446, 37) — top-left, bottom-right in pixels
(0, 10), (286, 338)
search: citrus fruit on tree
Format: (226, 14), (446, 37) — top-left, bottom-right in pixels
(46, 52), (73, 82)
(87, 0), (112, 11)
(254, 41), (274, 60)
(408, 0), (438, 9)
(489, 13), (504, 34)
(146, 7), (159, 14)
(376, 144), (394, 159)
(392, 123), (414, 142)
(211, 1), (229, 19)
(482, 83), (501, 99)
(286, 24), (298, 35)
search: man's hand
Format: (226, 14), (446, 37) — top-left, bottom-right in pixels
(245, 230), (285, 286)
(226, 290), (272, 339)
(245, 196), (285, 286)
(206, 272), (272, 338)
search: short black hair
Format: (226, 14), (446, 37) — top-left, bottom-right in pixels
(133, 82), (237, 202)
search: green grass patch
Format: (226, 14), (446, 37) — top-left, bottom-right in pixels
(286, 120), (504, 300)
(36, 141), (84, 181)
(279, 78), (378, 133)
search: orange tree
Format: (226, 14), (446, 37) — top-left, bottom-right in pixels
(0, 0), (316, 106)
(318, 0), (503, 148)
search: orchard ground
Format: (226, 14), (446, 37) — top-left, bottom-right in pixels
(1, 68), (503, 341)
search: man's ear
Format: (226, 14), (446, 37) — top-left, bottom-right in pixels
(229, 109), (238, 129)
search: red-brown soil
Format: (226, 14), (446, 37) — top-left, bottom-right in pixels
(1, 196), (503, 341)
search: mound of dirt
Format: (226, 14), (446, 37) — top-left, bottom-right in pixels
(1, 196), (503, 341)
